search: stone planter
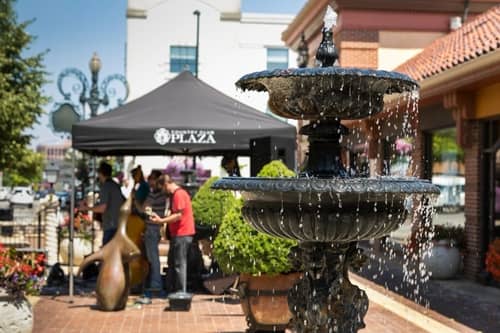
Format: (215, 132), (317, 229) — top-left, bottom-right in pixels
(423, 240), (462, 279)
(238, 272), (301, 332)
(0, 289), (33, 333)
(59, 237), (92, 266)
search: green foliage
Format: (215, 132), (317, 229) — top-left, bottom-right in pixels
(432, 129), (464, 162)
(213, 199), (296, 275)
(2, 148), (44, 186)
(433, 224), (465, 249)
(257, 160), (295, 178)
(192, 176), (236, 226)
(213, 160), (298, 275)
(0, 0), (48, 182)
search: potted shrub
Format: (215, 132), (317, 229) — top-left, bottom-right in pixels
(192, 176), (237, 240)
(0, 244), (46, 332)
(213, 160), (300, 332)
(192, 177), (237, 293)
(422, 224), (465, 279)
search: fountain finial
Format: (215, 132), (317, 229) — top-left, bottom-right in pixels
(324, 5), (338, 30)
(316, 6), (338, 67)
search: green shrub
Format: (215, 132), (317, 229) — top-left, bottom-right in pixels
(213, 160), (298, 275)
(213, 199), (296, 275)
(192, 176), (236, 226)
(257, 160), (295, 178)
(433, 224), (465, 249)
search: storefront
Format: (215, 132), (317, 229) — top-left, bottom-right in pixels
(397, 6), (500, 280)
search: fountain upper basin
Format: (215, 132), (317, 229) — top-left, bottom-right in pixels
(236, 67), (418, 120)
(212, 177), (438, 242)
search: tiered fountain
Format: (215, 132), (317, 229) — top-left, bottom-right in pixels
(213, 7), (439, 333)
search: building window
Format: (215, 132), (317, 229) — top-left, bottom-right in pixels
(430, 127), (465, 225)
(267, 48), (288, 70)
(170, 46), (196, 75)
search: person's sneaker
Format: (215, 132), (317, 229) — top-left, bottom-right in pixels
(135, 296), (152, 305)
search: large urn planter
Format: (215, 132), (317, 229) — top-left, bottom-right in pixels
(238, 273), (301, 332)
(423, 240), (462, 279)
(59, 237), (92, 266)
(0, 289), (33, 333)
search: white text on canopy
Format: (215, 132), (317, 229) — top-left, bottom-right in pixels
(154, 128), (216, 145)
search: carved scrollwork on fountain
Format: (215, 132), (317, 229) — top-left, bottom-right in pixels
(235, 67), (418, 120)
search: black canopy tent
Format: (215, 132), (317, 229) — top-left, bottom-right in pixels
(67, 72), (296, 298)
(72, 71), (296, 156)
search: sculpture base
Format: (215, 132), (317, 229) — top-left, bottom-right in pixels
(167, 292), (193, 311)
(288, 242), (368, 333)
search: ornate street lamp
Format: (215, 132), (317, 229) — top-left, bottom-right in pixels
(53, 53), (130, 254)
(55, 52), (129, 122)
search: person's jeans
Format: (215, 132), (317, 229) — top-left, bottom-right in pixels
(143, 227), (162, 291)
(102, 228), (117, 246)
(167, 235), (193, 293)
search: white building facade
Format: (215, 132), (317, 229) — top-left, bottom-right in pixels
(125, 0), (296, 177)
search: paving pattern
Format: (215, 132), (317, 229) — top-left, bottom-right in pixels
(33, 293), (429, 333)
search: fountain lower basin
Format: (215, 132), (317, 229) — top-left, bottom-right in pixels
(213, 177), (438, 242)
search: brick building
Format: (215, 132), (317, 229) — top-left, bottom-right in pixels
(36, 140), (71, 162)
(283, 0), (500, 281)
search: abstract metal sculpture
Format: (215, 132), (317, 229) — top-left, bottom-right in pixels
(77, 196), (141, 311)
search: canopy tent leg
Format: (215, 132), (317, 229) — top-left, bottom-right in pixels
(91, 156), (97, 253)
(69, 149), (76, 300)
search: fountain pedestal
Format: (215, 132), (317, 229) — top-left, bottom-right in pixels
(289, 243), (368, 332)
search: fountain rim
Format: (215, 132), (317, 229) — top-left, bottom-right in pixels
(235, 67), (419, 92)
(212, 176), (439, 195)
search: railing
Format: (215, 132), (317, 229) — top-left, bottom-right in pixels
(0, 201), (59, 262)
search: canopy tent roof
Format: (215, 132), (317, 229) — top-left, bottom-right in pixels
(72, 71), (296, 156)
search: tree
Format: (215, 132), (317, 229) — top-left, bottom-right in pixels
(0, 0), (48, 185)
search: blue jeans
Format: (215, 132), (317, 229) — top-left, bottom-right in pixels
(102, 228), (117, 246)
(144, 227), (163, 291)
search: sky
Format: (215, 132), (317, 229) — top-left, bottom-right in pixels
(14, 0), (306, 148)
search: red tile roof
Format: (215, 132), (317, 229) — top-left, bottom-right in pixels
(396, 5), (500, 81)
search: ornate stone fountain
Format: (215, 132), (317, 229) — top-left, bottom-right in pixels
(213, 7), (439, 333)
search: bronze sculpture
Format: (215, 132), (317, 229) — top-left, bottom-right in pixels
(78, 195), (141, 311)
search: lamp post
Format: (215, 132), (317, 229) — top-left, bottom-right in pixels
(55, 53), (130, 252)
(193, 10), (200, 77)
(55, 52), (129, 121)
(191, 10), (201, 171)
(45, 162), (60, 197)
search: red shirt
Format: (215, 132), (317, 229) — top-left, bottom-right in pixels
(168, 188), (195, 237)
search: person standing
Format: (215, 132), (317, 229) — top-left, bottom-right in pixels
(80, 162), (124, 245)
(131, 165), (150, 211)
(135, 173), (168, 304)
(151, 174), (195, 294)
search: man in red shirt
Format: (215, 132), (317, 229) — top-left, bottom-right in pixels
(151, 174), (195, 293)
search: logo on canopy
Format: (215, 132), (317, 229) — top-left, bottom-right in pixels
(154, 128), (216, 145)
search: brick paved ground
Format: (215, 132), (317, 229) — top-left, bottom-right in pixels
(33, 293), (429, 333)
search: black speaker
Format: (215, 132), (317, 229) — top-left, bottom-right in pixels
(250, 136), (296, 176)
